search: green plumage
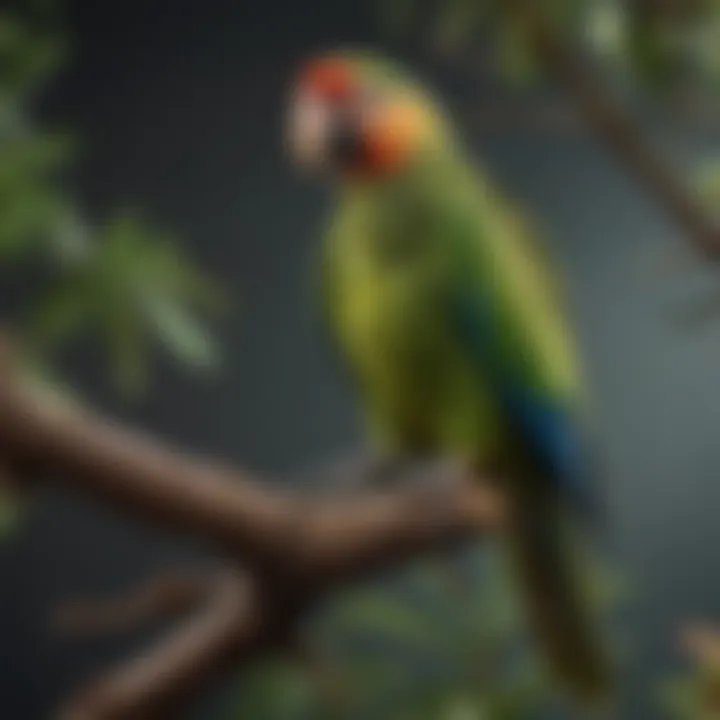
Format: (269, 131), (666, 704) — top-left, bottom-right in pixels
(324, 156), (579, 453)
(315, 52), (610, 704)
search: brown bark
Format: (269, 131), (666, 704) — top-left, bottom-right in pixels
(56, 570), (257, 720)
(0, 357), (502, 719)
(52, 567), (225, 638)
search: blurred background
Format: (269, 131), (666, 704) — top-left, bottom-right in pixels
(3, 0), (720, 717)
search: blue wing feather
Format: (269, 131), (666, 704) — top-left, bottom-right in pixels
(451, 287), (599, 521)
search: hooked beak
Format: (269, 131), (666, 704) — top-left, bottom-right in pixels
(286, 89), (428, 181)
(286, 92), (330, 171)
(285, 91), (365, 174)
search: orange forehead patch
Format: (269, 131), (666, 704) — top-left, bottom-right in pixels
(297, 57), (357, 104)
(363, 101), (428, 177)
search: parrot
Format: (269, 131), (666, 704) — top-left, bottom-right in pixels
(286, 49), (611, 704)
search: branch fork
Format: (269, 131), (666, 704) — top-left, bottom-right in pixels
(0, 347), (502, 718)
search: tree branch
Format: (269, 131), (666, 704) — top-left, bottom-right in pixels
(294, 478), (501, 587)
(0, 355), (502, 718)
(52, 567), (221, 639)
(506, 1), (720, 260)
(56, 569), (257, 720)
(0, 373), (299, 570)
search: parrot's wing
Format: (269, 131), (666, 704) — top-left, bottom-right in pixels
(444, 203), (600, 522)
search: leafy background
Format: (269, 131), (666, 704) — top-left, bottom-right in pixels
(2, 0), (720, 717)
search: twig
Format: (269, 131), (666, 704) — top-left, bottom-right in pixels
(56, 569), (255, 720)
(52, 567), (220, 639)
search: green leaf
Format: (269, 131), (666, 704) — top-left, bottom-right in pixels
(231, 660), (320, 720)
(660, 676), (708, 718)
(320, 588), (445, 650)
(143, 293), (219, 371)
(73, 210), (227, 395)
(0, 3), (223, 405)
(0, 1), (68, 92)
(585, 0), (628, 62)
(22, 278), (92, 360)
(106, 303), (150, 398)
(48, 204), (92, 265)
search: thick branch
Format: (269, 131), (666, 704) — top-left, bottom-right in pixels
(0, 375), (298, 568)
(49, 484), (499, 719)
(294, 479), (502, 587)
(507, 1), (720, 259)
(0, 370), (500, 576)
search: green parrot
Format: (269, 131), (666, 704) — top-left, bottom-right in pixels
(287, 49), (610, 704)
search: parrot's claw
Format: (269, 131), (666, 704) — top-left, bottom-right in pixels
(400, 456), (469, 493)
(304, 451), (470, 497)
(305, 449), (408, 496)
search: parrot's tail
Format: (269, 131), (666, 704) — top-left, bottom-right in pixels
(505, 482), (611, 706)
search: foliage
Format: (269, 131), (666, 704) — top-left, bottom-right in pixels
(661, 670), (720, 719)
(230, 545), (626, 719)
(0, 0), (225, 400)
(0, 0), (225, 536)
(661, 628), (720, 719)
(383, 0), (720, 100)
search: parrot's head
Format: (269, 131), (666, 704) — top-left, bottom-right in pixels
(286, 50), (450, 182)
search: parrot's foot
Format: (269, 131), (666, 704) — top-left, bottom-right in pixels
(362, 454), (476, 495)
(305, 451), (470, 497)
(306, 449), (409, 496)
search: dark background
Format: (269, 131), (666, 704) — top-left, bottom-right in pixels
(2, 0), (719, 717)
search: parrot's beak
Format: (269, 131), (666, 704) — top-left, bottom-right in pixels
(286, 86), (428, 180)
(285, 92), (332, 171)
(286, 91), (366, 174)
